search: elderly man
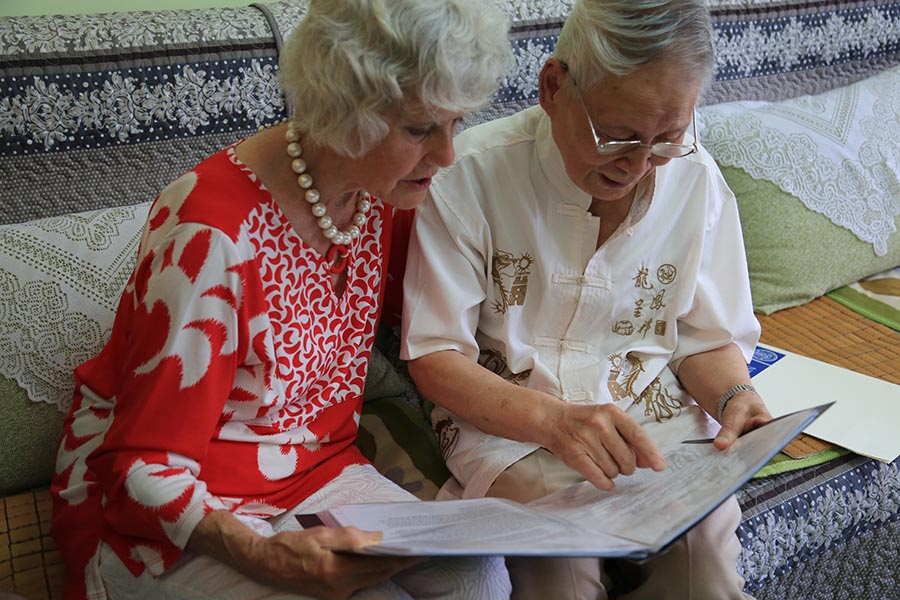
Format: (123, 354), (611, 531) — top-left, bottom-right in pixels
(401, 0), (770, 598)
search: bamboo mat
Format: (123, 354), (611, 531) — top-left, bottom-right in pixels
(1, 296), (897, 600)
(0, 490), (61, 600)
(757, 296), (900, 384)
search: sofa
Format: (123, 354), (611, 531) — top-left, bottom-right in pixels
(1, 1), (898, 599)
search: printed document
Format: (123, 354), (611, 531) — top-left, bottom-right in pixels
(303, 404), (829, 558)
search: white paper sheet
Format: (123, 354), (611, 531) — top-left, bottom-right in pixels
(749, 345), (900, 462)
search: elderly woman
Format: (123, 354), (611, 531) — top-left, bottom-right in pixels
(50, 1), (511, 598)
(402, 0), (771, 598)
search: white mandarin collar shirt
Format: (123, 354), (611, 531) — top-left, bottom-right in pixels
(402, 105), (760, 498)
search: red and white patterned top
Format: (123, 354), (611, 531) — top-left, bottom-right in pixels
(51, 147), (406, 599)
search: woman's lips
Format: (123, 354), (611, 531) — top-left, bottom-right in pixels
(405, 176), (433, 190)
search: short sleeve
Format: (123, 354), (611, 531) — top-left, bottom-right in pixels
(670, 184), (761, 373)
(401, 187), (490, 362)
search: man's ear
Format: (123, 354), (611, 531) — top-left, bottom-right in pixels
(539, 58), (568, 116)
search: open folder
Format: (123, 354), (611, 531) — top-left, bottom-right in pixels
(299, 403), (831, 559)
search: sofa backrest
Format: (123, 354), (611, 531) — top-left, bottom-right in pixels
(3, 0), (899, 225)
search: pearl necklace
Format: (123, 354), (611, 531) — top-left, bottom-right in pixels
(284, 121), (371, 274)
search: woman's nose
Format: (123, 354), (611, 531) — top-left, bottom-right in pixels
(429, 128), (456, 167)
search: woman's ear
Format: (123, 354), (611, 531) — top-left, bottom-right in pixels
(539, 58), (567, 115)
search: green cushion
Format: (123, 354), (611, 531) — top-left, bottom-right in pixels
(828, 283), (900, 332)
(0, 377), (65, 495)
(723, 165), (900, 314)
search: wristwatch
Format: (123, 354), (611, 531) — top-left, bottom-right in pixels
(717, 383), (757, 421)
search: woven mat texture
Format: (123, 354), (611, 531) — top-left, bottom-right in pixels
(757, 296), (900, 384)
(1, 491), (61, 599)
(1, 297), (897, 600)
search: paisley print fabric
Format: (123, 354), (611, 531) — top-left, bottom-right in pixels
(50, 146), (389, 600)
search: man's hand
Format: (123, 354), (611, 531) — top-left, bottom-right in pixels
(544, 402), (667, 491)
(714, 390), (772, 450)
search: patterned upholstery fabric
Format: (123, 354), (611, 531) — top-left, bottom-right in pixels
(0, 3), (301, 224)
(4, 1), (900, 223)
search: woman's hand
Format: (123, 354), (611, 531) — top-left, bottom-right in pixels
(189, 510), (419, 600)
(245, 526), (420, 600)
(543, 402), (667, 491)
(713, 390), (772, 450)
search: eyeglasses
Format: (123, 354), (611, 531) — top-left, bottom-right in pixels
(562, 63), (698, 159)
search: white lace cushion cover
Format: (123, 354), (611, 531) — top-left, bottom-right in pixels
(0, 203), (149, 412)
(698, 65), (900, 257)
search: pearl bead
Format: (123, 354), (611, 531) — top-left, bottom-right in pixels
(285, 121), (370, 260)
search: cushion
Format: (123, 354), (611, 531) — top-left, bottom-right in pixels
(358, 340), (450, 500)
(720, 165), (900, 313)
(699, 67), (900, 313)
(357, 396), (450, 500)
(0, 204), (149, 412)
(0, 377), (65, 495)
(0, 204), (148, 494)
(827, 266), (900, 332)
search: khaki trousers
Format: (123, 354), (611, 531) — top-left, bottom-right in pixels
(486, 449), (753, 600)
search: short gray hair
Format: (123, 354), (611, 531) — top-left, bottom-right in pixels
(279, 0), (512, 157)
(554, 0), (714, 90)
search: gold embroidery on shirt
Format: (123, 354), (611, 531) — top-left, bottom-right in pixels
(479, 347), (531, 385)
(622, 262), (678, 338)
(612, 320), (634, 336)
(491, 250), (534, 314)
(633, 298), (644, 318)
(657, 264), (677, 285)
(638, 377), (683, 423)
(638, 318), (654, 338)
(607, 352), (645, 401)
(654, 320), (667, 336)
(608, 355), (682, 422)
(633, 266), (654, 290)
(434, 417), (460, 461)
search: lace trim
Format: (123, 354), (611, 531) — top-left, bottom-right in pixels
(0, 204), (148, 412)
(699, 67), (900, 256)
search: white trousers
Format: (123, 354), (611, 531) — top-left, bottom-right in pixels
(99, 463), (511, 600)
